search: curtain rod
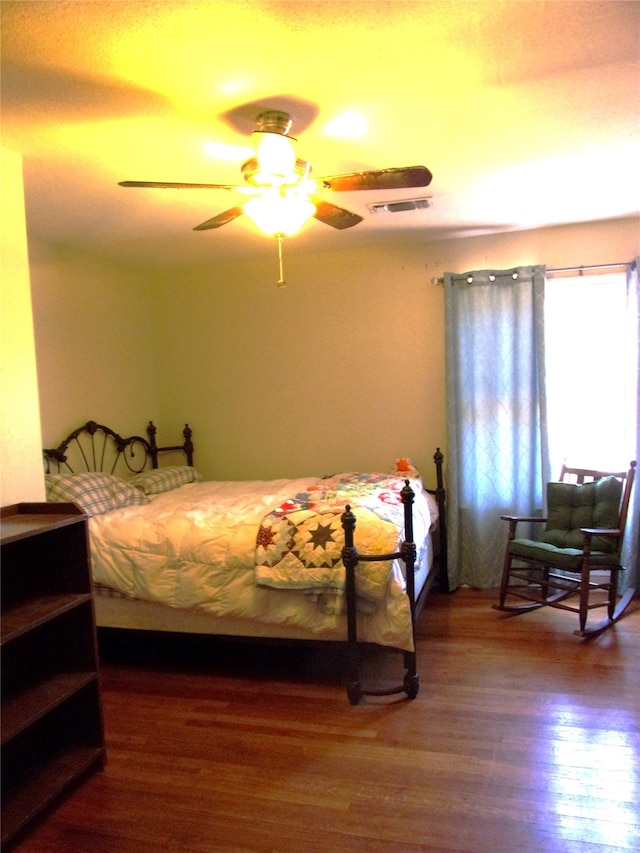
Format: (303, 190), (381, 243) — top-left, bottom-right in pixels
(546, 262), (629, 275)
(432, 261), (629, 285)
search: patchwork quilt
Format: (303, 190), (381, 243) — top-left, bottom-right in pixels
(255, 473), (412, 613)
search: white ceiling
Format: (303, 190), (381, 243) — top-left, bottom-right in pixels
(2, 0), (639, 268)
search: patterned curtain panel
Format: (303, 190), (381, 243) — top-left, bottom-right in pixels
(620, 258), (639, 596)
(444, 265), (550, 590)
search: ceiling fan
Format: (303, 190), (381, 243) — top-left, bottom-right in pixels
(119, 110), (433, 237)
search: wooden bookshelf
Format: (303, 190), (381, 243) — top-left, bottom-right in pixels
(1, 503), (105, 848)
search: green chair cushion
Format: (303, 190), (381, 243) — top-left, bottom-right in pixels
(542, 476), (622, 552)
(509, 538), (618, 571)
(508, 475), (623, 568)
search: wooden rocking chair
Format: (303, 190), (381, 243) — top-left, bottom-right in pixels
(493, 461), (636, 637)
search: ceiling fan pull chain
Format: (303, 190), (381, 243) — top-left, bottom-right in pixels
(276, 233), (286, 288)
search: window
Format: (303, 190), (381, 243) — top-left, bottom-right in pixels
(544, 270), (637, 473)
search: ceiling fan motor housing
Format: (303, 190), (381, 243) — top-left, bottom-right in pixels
(255, 110), (294, 136)
(241, 157), (312, 187)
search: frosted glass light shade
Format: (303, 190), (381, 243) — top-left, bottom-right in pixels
(243, 190), (316, 236)
(253, 131), (296, 179)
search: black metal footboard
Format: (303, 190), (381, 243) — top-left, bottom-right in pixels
(340, 480), (418, 705)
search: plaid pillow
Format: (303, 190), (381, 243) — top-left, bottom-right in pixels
(129, 465), (201, 495)
(46, 472), (149, 516)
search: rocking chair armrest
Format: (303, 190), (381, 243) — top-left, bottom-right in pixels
(501, 514), (547, 540)
(580, 527), (620, 537)
(580, 527), (621, 555)
(500, 515), (547, 523)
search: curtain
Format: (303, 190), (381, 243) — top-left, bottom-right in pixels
(620, 258), (639, 596)
(444, 265), (550, 590)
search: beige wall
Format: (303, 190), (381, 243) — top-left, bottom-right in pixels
(0, 147), (46, 504)
(28, 214), (639, 490)
(152, 243), (445, 482)
(152, 216), (640, 485)
(30, 243), (159, 447)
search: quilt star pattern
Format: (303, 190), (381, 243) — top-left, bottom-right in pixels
(254, 473), (410, 611)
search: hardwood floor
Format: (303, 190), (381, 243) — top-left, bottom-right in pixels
(9, 589), (640, 853)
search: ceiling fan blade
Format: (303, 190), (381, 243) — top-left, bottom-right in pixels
(312, 199), (363, 230)
(193, 206), (245, 231)
(119, 180), (239, 190)
(318, 165), (432, 193)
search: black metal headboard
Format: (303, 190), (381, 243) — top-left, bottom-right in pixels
(43, 420), (193, 475)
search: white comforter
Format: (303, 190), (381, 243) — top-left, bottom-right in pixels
(89, 475), (436, 650)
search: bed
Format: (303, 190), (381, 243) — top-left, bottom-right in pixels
(43, 420), (447, 702)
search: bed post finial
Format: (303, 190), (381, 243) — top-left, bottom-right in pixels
(340, 505), (362, 704)
(432, 447), (448, 593)
(183, 424), (194, 466)
(147, 421), (159, 468)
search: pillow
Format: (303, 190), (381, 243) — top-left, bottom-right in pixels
(129, 465), (201, 495)
(542, 476), (622, 552)
(46, 472), (150, 516)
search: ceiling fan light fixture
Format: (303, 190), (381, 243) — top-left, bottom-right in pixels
(252, 130), (297, 180)
(241, 156), (312, 189)
(118, 102), (433, 246)
(243, 189), (316, 237)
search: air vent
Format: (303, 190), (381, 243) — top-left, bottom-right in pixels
(367, 197), (432, 215)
